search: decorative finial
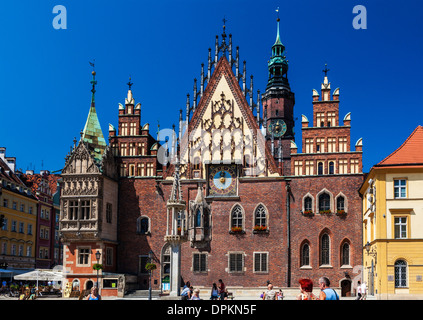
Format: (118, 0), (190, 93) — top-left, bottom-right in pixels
(89, 60), (97, 103)
(276, 7), (280, 21)
(127, 76), (133, 90)
(322, 63), (330, 77)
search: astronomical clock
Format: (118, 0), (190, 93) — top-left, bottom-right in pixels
(208, 164), (238, 197)
(267, 119), (287, 138)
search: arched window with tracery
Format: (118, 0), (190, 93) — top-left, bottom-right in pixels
(254, 205), (267, 228)
(320, 234), (330, 265)
(231, 205), (243, 231)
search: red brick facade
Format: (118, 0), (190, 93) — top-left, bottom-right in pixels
(289, 77), (363, 295)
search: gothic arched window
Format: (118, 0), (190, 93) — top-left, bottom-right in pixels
(304, 196), (313, 212)
(319, 193), (331, 213)
(301, 243), (310, 267)
(341, 242), (350, 266)
(320, 234), (330, 265)
(254, 205), (267, 228)
(231, 205), (243, 230)
(337, 196), (345, 211)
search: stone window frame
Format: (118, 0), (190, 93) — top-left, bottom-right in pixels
(335, 192), (348, 213)
(136, 215), (151, 235)
(316, 188), (334, 213)
(302, 193), (315, 213)
(253, 203), (269, 230)
(229, 203), (245, 232)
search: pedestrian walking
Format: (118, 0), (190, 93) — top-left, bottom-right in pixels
(318, 276), (339, 300)
(297, 278), (317, 300)
(262, 283), (277, 300)
(181, 285), (192, 300)
(356, 281), (362, 300)
(361, 282), (367, 300)
(210, 283), (219, 300)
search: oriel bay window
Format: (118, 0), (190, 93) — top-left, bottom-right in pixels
(68, 200), (91, 220)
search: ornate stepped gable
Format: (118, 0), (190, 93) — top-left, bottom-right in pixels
(173, 43), (279, 181)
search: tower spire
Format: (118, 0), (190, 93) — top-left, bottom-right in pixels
(266, 13), (289, 91)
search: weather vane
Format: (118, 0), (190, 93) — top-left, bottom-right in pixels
(322, 63), (330, 77)
(127, 75), (133, 90)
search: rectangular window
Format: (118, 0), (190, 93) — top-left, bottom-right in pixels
(339, 137), (348, 152)
(120, 143), (127, 156)
(20, 204), (25, 212)
(27, 224), (33, 235)
(351, 159), (359, 174)
(229, 252), (244, 273)
(130, 123), (137, 135)
(327, 112), (336, 127)
(78, 248), (90, 265)
(129, 143), (136, 156)
(327, 137), (336, 153)
(69, 201), (79, 220)
(19, 222), (24, 233)
(394, 179), (407, 198)
(254, 252), (268, 273)
(80, 200), (90, 220)
(193, 253), (207, 273)
(106, 203), (112, 223)
(394, 217), (407, 239)
(3, 198), (8, 207)
(106, 247), (113, 266)
(121, 123), (128, 136)
(316, 138), (325, 153)
(305, 139), (314, 153)
(316, 113), (325, 127)
(339, 159), (348, 174)
(146, 163), (154, 176)
(305, 160), (314, 175)
(11, 220), (17, 232)
(294, 161), (303, 176)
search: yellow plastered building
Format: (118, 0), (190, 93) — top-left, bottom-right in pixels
(360, 126), (423, 299)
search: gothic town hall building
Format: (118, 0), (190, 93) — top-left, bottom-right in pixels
(59, 20), (363, 298)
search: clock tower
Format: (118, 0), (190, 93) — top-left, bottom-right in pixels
(262, 17), (295, 175)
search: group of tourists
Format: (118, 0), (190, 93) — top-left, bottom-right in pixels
(262, 276), (344, 300)
(180, 279), (228, 300)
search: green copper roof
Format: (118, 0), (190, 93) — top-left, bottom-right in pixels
(81, 103), (107, 161)
(273, 19), (283, 47)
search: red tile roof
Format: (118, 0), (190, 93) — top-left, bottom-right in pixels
(377, 126), (423, 166)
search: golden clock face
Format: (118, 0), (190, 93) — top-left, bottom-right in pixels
(268, 119), (287, 137)
(208, 164), (237, 196)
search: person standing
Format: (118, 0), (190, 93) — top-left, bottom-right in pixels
(218, 279), (226, 300)
(191, 288), (201, 300)
(210, 283), (219, 300)
(318, 276), (339, 300)
(297, 278), (317, 300)
(262, 283), (277, 300)
(86, 287), (101, 300)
